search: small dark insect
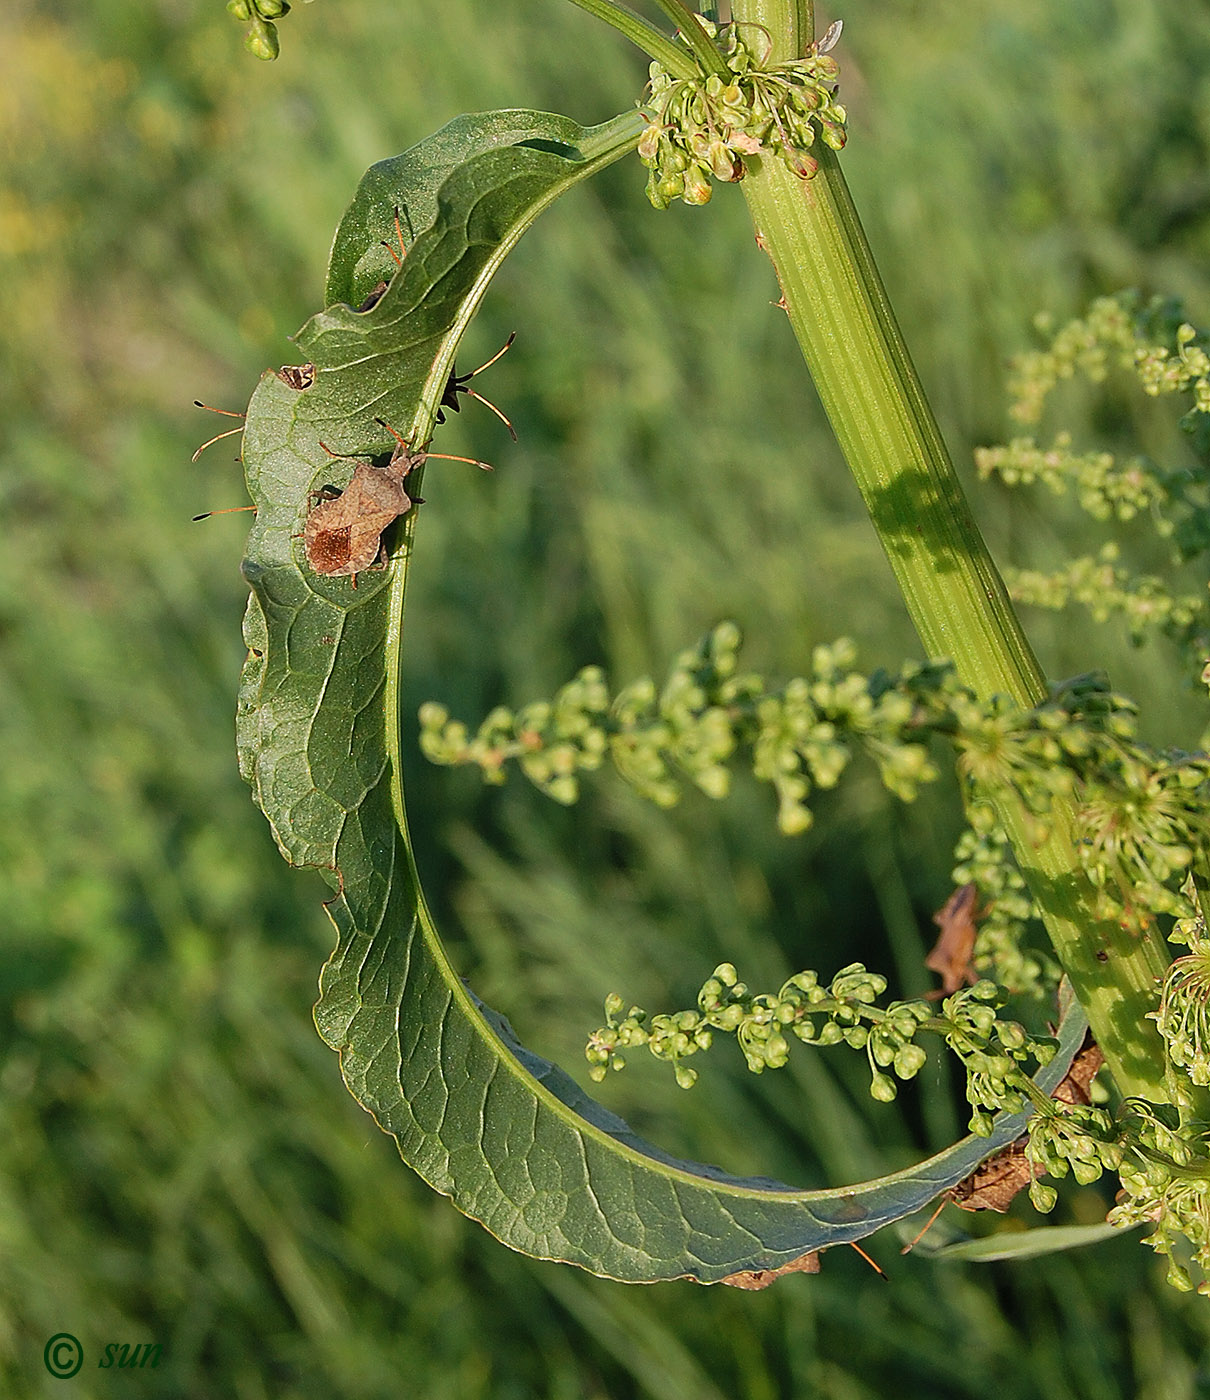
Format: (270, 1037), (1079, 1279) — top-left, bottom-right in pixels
(303, 420), (491, 585)
(355, 282), (389, 314)
(277, 363), (316, 391)
(438, 332), (518, 440)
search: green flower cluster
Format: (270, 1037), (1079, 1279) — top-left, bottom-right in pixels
(587, 953), (1210, 1286)
(421, 623), (951, 835)
(1136, 323), (1210, 414)
(1109, 1101), (1210, 1294)
(935, 981), (1057, 1136)
(984, 293), (1210, 696)
(1006, 293), (1210, 425)
(975, 434), (1169, 525)
(1024, 1099), (1121, 1214)
(1018, 921), (1210, 1283)
(952, 680), (1209, 934)
(1155, 924), (1210, 1093)
(421, 627), (1210, 933)
(1008, 295), (1142, 426)
(638, 19), (847, 209)
(585, 961), (1057, 1135)
(225, 0), (291, 59)
(1006, 544), (1205, 649)
(1075, 745), (1209, 931)
(420, 666), (612, 807)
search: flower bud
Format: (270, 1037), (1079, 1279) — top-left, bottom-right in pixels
(869, 1072), (898, 1103)
(894, 1044), (928, 1079)
(1029, 1181), (1058, 1213)
(637, 124), (662, 163)
(244, 16), (280, 59)
(682, 165), (713, 205)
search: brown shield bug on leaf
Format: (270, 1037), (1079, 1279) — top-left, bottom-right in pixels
(303, 419), (491, 586)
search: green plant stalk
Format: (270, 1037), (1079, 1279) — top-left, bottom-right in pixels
(729, 0), (1170, 1100)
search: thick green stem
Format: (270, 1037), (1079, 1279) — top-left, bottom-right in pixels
(728, 0), (1171, 1099)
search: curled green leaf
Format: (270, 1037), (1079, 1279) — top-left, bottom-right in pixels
(237, 109), (1089, 1282)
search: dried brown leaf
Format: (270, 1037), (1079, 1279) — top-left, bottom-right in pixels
(720, 1251), (821, 1289)
(925, 883), (980, 997)
(949, 1034), (1104, 1214)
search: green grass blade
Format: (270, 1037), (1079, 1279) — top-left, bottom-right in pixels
(922, 1222), (1139, 1264)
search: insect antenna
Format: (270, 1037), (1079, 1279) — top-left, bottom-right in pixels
(378, 205), (408, 268)
(899, 1199), (947, 1255)
(463, 331), (516, 380)
(457, 387), (517, 440)
(847, 1242), (887, 1278)
(192, 505), (256, 521)
(425, 450), (494, 471)
(373, 417), (494, 471)
(193, 400), (246, 462)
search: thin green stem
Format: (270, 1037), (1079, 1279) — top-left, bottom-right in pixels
(563, 0), (695, 76)
(1194, 855), (1210, 934)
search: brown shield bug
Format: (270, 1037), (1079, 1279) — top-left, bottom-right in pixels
(303, 419), (491, 585)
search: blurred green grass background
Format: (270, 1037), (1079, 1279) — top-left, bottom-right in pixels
(3, 0), (1210, 1394)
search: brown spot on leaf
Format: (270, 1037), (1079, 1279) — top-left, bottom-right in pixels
(1051, 1039), (1104, 1108)
(949, 1137), (1035, 1214)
